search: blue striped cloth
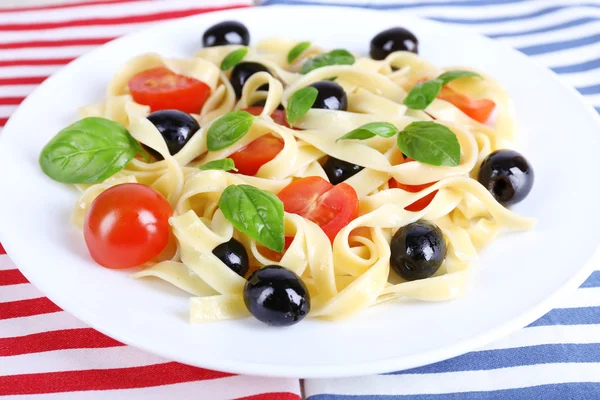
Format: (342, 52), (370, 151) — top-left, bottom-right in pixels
(260, 0), (600, 398)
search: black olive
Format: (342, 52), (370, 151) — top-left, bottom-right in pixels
(478, 149), (534, 206)
(212, 238), (249, 277)
(230, 62), (270, 98)
(251, 99), (284, 110)
(390, 221), (446, 281)
(244, 265), (310, 327)
(370, 27), (419, 60)
(323, 157), (364, 184)
(145, 110), (200, 160)
(308, 81), (348, 111)
(202, 20), (249, 47)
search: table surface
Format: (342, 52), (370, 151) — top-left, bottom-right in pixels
(1, 0), (599, 399)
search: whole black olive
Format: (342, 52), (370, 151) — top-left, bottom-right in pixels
(146, 110), (200, 160)
(478, 149), (534, 206)
(390, 221), (446, 281)
(212, 238), (249, 277)
(370, 27), (419, 60)
(323, 157), (364, 184)
(230, 62), (270, 98)
(202, 21), (249, 47)
(244, 265), (310, 327)
(308, 81), (348, 111)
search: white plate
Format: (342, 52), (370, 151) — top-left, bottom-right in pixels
(1, 5), (599, 378)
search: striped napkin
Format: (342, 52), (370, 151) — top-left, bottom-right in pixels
(1, 0), (600, 399)
(259, 0), (600, 399)
(0, 2), (300, 398)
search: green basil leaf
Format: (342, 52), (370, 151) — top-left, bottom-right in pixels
(286, 86), (318, 124)
(287, 41), (311, 63)
(337, 122), (399, 142)
(300, 49), (355, 74)
(207, 111), (254, 151)
(39, 117), (140, 184)
(218, 185), (284, 252)
(403, 79), (443, 110)
(396, 121), (461, 167)
(199, 158), (237, 171)
(404, 70), (483, 110)
(437, 70), (482, 86)
(220, 47), (248, 71)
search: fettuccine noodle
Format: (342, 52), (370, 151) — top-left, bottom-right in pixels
(74, 37), (534, 323)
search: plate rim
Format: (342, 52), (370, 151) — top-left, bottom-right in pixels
(1, 5), (600, 378)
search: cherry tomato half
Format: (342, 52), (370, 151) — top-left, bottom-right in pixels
(228, 107), (290, 176)
(229, 133), (284, 176)
(390, 158), (438, 212)
(243, 106), (289, 128)
(437, 86), (495, 123)
(128, 67), (211, 114)
(258, 236), (295, 262)
(84, 183), (172, 269)
(277, 176), (359, 242)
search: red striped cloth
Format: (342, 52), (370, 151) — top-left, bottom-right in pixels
(0, 1), (302, 398)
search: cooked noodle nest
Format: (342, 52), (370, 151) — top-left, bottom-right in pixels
(75, 38), (534, 322)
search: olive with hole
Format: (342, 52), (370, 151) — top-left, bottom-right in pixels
(308, 81), (348, 111)
(370, 27), (419, 60)
(230, 62), (271, 98)
(202, 21), (249, 47)
(212, 238), (249, 277)
(145, 110), (200, 160)
(244, 265), (310, 326)
(478, 149), (534, 206)
(323, 157), (363, 184)
(390, 221), (447, 281)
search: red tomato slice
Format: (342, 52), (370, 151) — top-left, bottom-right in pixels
(437, 86), (495, 123)
(229, 133), (284, 176)
(128, 67), (211, 114)
(84, 183), (172, 269)
(278, 176), (359, 242)
(243, 106), (289, 128)
(390, 158), (438, 212)
(258, 236), (295, 262)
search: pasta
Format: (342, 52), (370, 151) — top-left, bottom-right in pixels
(42, 23), (535, 327)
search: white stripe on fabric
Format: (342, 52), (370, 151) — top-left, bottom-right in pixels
(0, 0), (246, 23)
(0, 375), (300, 400)
(557, 288), (600, 309)
(304, 362), (600, 396)
(0, 106), (19, 118)
(0, 66), (61, 79)
(482, 324), (600, 351)
(0, 46), (99, 61)
(0, 255), (16, 271)
(519, 41), (600, 66)
(0, 312), (88, 338)
(0, 347), (167, 375)
(0, 84), (37, 98)
(0, 284), (43, 303)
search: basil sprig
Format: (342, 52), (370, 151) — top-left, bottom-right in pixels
(403, 70), (482, 110)
(300, 49), (355, 74)
(207, 111), (254, 151)
(221, 47), (247, 71)
(199, 158), (237, 171)
(337, 122), (398, 142)
(336, 121), (460, 167)
(39, 117), (144, 184)
(397, 121), (460, 166)
(286, 86), (318, 124)
(288, 41), (311, 64)
(219, 185), (285, 252)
